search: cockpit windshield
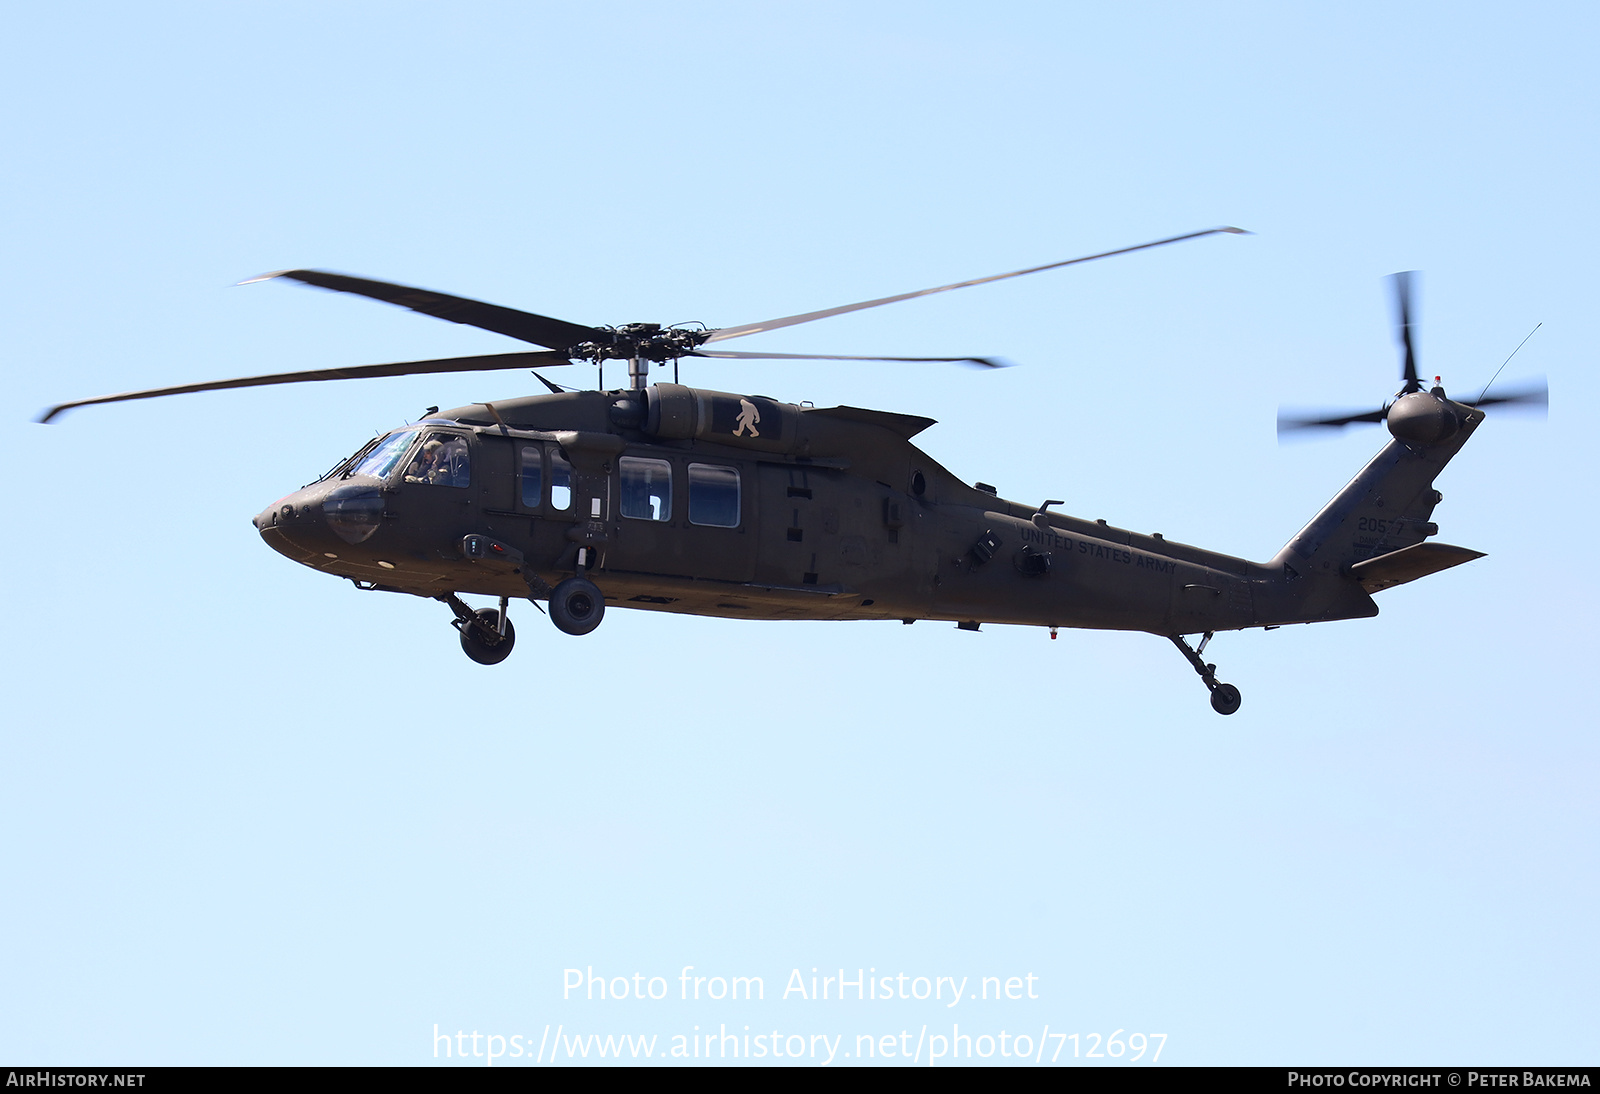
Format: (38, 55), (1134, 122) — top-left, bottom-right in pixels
(344, 429), (419, 480)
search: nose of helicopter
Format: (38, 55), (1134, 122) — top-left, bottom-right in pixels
(254, 489), (329, 561)
(254, 480), (389, 559)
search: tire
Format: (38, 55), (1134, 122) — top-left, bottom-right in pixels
(1210, 683), (1242, 716)
(460, 608), (515, 665)
(550, 577), (605, 636)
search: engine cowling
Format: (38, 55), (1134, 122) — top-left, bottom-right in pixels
(642, 383), (802, 454)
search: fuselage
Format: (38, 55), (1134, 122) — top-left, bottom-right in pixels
(253, 384), (1349, 635)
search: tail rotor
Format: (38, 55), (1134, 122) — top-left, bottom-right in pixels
(1277, 272), (1547, 441)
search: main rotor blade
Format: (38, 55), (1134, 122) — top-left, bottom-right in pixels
(1276, 406), (1388, 437)
(1389, 271), (1420, 392)
(245, 270), (606, 350)
(693, 349), (1008, 368)
(36, 351), (575, 423)
(704, 226), (1250, 344)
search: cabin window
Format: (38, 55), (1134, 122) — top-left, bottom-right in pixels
(688, 463), (740, 527)
(402, 433), (470, 488)
(347, 429), (418, 481)
(550, 451), (573, 511)
(520, 446), (543, 507)
(619, 456), (672, 521)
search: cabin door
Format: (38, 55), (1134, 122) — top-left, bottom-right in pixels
(603, 455), (755, 582)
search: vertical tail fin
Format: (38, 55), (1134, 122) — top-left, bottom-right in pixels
(1262, 404), (1485, 623)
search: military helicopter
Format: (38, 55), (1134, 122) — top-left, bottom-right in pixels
(38, 230), (1547, 714)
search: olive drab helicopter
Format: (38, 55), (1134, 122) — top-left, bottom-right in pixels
(38, 229), (1548, 714)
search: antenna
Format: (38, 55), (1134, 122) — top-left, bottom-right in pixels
(1478, 323), (1542, 403)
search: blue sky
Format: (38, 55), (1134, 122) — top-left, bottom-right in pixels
(2, 1), (1595, 1066)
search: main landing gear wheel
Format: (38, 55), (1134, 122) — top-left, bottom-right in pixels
(550, 576), (605, 636)
(1210, 682), (1242, 716)
(460, 608), (515, 665)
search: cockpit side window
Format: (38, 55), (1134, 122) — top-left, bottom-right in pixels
(404, 433), (471, 488)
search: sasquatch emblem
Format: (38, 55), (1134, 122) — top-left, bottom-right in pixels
(733, 398), (761, 438)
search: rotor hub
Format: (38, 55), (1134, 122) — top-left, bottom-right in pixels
(569, 325), (713, 363)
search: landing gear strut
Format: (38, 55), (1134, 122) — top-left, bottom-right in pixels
(1169, 632), (1242, 715)
(440, 592), (516, 665)
(443, 537), (607, 655)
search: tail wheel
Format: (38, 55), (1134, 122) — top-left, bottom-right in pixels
(550, 577), (605, 636)
(1210, 683), (1242, 716)
(460, 608), (515, 665)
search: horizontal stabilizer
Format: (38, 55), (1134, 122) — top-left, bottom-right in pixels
(1349, 542), (1485, 594)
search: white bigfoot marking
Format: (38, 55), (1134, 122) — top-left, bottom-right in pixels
(733, 398), (761, 438)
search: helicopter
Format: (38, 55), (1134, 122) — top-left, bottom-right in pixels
(37, 229), (1547, 714)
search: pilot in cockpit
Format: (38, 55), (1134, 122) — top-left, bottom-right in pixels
(405, 436), (470, 487)
(405, 439), (444, 484)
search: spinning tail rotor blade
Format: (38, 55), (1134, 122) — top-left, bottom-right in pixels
(1468, 379), (1548, 412)
(704, 227), (1250, 344)
(244, 270), (607, 350)
(1278, 275), (1547, 444)
(1275, 380), (1549, 442)
(1389, 271), (1421, 392)
(1276, 406), (1389, 438)
(692, 350), (1008, 368)
(36, 351), (576, 423)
